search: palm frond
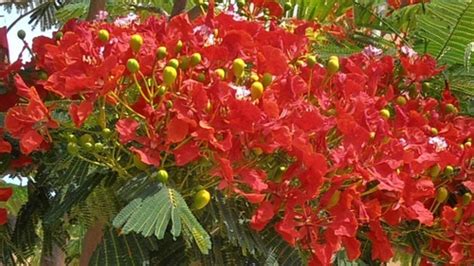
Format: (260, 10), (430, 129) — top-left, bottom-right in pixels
(43, 170), (107, 226)
(89, 226), (159, 266)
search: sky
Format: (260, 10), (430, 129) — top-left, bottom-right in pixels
(0, 5), (55, 62)
(0, 6), (53, 186)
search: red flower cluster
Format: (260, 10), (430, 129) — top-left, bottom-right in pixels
(0, 11), (472, 265)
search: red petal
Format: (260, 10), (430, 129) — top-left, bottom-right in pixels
(463, 181), (474, 193)
(130, 147), (160, 167)
(0, 138), (12, 153)
(173, 142), (200, 166)
(167, 117), (189, 143)
(0, 187), (13, 201)
(342, 237), (361, 261)
(257, 45), (288, 75)
(250, 201), (274, 231)
(449, 239), (464, 264)
(368, 220), (394, 262)
(10, 155), (33, 169)
(20, 130), (44, 155)
(69, 99), (95, 127)
(13, 74), (30, 99)
(116, 118), (139, 144)
(213, 156), (234, 188)
(405, 201), (433, 226)
(239, 168), (268, 192)
(0, 208), (7, 225)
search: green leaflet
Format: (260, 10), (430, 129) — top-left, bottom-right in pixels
(416, 0), (474, 65)
(113, 186), (212, 254)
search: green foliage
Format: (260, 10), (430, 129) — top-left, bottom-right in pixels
(286, 0), (352, 22)
(89, 226), (159, 266)
(55, 2), (88, 23)
(444, 66), (474, 115)
(416, 0), (474, 65)
(6, 185), (28, 216)
(353, 0), (389, 29)
(113, 186), (212, 254)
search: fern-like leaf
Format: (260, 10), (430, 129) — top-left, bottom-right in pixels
(416, 0), (474, 65)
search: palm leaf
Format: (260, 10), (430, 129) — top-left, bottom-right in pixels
(262, 228), (303, 266)
(416, 0), (474, 65)
(11, 185), (47, 258)
(149, 234), (187, 265)
(0, 227), (22, 265)
(89, 226), (159, 266)
(43, 170), (106, 225)
(113, 186), (212, 255)
(213, 192), (266, 256)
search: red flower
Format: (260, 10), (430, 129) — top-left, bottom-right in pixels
(250, 201), (274, 231)
(5, 76), (57, 155)
(130, 147), (161, 167)
(69, 98), (95, 127)
(0, 187), (12, 201)
(0, 129), (11, 153)
(368, 220), (394, 262)
(173, 141), (200, 166)
(167, 117), (189, 143)
(115, 118), (139, 144)
(0, 208), (8, 225)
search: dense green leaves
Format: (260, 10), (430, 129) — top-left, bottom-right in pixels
(113, 186), (211, 254)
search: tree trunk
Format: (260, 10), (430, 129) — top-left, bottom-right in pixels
(79, 221), (105, 266)
(40, 244), (65, 266)
(86, 0), (107, 21)
(171, 0), (188, 18)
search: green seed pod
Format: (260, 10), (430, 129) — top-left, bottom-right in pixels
(156, 46), (167, 60)
(436, 187), (449, 203)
